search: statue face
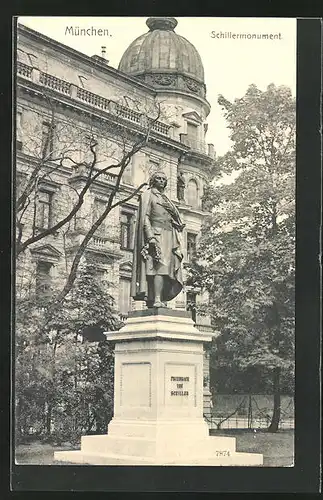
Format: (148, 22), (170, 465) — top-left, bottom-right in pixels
(152, 173), (167, 190)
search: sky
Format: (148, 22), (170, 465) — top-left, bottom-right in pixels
(18, 16), (297, 156)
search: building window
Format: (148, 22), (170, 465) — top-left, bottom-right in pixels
(93, 198), (107, 235)
(35, 261), (52, 299)
(122, 162), (133, 185)
(41, 121), (54, 158)
(187, 232), (197, 263)
(119, 278), (131, 316)
(187, 122), (198, 140)
(186, 291), (197, 323)
(36, 190), (53, 229)
(187, 179), (199, 208)
(120, 212), (134, 250)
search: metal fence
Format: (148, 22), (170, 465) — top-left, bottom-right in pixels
(204, 394), (294, 430)
(204, 414), (294, 430)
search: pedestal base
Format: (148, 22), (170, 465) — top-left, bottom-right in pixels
(54, 443), (263, 466)
(54, 310), (263, 466)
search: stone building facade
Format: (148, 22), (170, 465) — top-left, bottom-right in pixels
(16, 17), (215, 416)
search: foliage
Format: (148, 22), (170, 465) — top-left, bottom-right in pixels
(15, 264), (121, 445)
(189, 84), (295, 428)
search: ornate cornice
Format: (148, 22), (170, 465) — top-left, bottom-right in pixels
(184, 149), (214, 166)
(182, 111), (203, 124)
(174, 201), (209, 218)
(134, 74), (211, 116)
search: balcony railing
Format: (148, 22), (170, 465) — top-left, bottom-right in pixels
(17, 63), (171, 138)
(95, 169), (117, 183)
(77, 87), (110, 110)
(70, 165), (117, 184)
(151, 120), (170, 136)
(90, 236), (111, 249)
(114, 102), (142, 124)
(180, 135), (208, 155)
(17, 61), (33, 79)
(39, 72), (71, 95)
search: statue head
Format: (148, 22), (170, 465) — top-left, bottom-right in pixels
(149, 171), (168, 190)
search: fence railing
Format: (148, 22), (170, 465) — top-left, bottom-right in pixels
(204, 394), (294, 430)
(204, 413), (294, 430)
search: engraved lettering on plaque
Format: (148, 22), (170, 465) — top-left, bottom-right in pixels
(165, 364), (196, 406)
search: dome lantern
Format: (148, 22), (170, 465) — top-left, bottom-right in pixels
(146, 17), (178, 31)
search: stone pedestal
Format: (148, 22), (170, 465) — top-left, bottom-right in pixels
(54, 310), (263, 466)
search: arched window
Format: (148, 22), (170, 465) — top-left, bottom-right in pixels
(187, 179), (199, 208)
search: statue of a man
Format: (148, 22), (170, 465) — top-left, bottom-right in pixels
(131, 171), (185, 308)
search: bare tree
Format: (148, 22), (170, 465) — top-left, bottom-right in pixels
(16, 89), (165, 316)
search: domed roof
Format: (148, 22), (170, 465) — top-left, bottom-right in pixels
(118, 18), (205, 93)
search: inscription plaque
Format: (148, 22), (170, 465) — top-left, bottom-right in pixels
(165, 364), (196, 406)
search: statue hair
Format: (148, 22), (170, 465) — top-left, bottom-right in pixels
(149, 171), (168, 188)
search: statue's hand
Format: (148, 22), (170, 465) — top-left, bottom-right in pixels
(172, 222), (185, 232)
(148, 238), (161, 263)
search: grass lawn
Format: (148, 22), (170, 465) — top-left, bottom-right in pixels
(15, 441), (77, 465)
(15, 430), (294, 467)
(210, 429), (294, 467)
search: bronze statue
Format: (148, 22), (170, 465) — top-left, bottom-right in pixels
(131, 171), (185, 308)
(177, 171), (185, 201)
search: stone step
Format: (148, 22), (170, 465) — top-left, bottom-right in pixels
(54, 449), (263, 466)
(80, 433), (237, 459)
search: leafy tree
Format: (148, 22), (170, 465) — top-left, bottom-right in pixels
(15, 263), (121, 444)
(188, 84), (295, 432)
